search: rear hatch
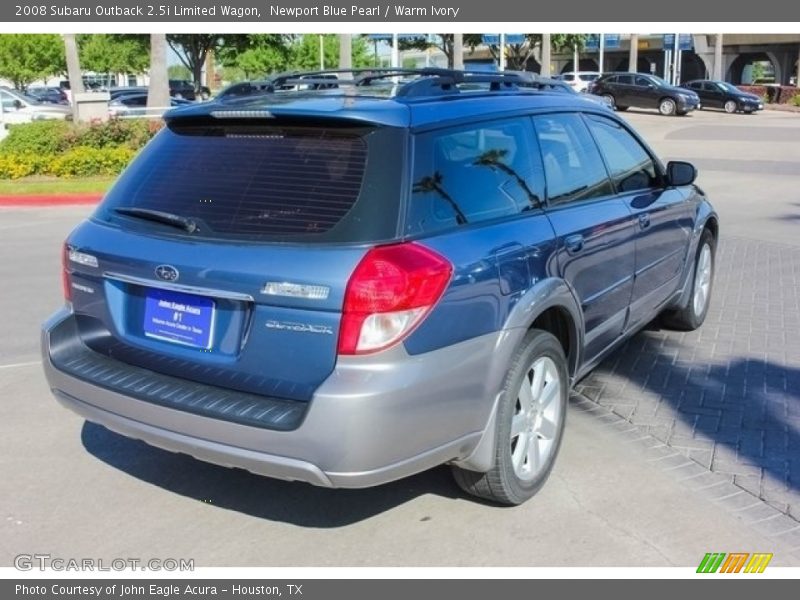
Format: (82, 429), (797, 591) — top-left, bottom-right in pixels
(65, 115), (405, 401)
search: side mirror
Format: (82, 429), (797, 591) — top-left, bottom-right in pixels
(666, 161), (697, 187)
(12, 99), (22, 110)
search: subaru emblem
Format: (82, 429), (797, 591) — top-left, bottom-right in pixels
(155, 265), (179, 282)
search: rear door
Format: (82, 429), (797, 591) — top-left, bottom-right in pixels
(610, 74), (633, 106)
(67, 118), (404, 401)
(583, 113), (693, 329)
(702, 82), (724, 108)
(533, 113), (637, 362)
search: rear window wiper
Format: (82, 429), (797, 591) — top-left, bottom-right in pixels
(114, 207), (198, 234)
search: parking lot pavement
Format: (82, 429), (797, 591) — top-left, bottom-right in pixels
(2, 357), (798, 567)
(1, 109), (799, 566)
(576, 109), (800, 522)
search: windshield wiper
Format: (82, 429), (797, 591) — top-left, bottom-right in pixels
(114, 207), (198, 234)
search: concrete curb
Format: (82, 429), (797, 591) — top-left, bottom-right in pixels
(0, 193), (102, 207)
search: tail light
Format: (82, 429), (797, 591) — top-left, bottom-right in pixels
(61, 243), (71, 302)
(338, 243), (453, 355)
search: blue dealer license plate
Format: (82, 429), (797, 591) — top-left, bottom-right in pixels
(143, 288), (215, 349)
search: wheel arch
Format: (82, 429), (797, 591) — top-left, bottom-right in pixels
(452, 278), (584, 473)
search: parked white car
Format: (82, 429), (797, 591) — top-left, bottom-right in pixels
(0, 87), (71, 123)
(557, 71), (602, 93)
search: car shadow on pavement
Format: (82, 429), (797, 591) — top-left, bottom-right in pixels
(578, 326), (800, 500)
(80, 421), (463, 527)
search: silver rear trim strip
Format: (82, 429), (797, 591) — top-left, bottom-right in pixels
(104, 272), (255, 302)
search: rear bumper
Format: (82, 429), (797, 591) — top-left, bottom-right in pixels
(42, 308), (499, 488)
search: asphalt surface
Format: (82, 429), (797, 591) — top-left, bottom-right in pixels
(1, 108), (799, 567)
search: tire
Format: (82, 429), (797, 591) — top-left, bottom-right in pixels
(452, 329), (569, 505)
(724, 100), (738, 114)
(659, 97), (677, 116)
(661, 229), (716, 331)
(601, 93), (616, 109)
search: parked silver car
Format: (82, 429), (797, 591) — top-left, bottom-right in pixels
(0, 87), (71, 121)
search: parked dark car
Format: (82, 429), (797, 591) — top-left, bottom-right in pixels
(216, 74), (340, 100)
(589, 72), (701, 116)
(108, 86), (148, 101)
(25, 86), (69, 105)
(169, 79), (211, 101)
(108, 93), (192, 117)
(43, 68), (717, 506)
(215, 80), (273, 100)
(681, 80), (764, 114)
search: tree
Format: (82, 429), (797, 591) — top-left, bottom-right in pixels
(288, 35), (373, 71)
(397, 34), (482, 69)
(168, 64), (192, 81)
(217, 35), (289, 80)
(0, 34), (64, 89)
(167, 34), (255, 89)
(78, 34), (149, 78)
(339, 34), (352, 70)
(482, 34), (589, 72)
(148, 34), (169, 111)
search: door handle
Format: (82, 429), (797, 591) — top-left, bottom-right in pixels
(639, 213), (651, 229)
(564, 234), (584, 254)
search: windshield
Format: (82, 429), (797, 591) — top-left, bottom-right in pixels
(716, 82), (738, 93)
(3, 88), (40, 106)
(647, 75), (669, 86)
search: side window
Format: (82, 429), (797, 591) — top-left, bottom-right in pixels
(688, 81), (702, 90)
(634, 75), (651, 87)
(563, 74), (575, 82)
(407, 118), (544, 235)
(617, 74), (633, 85)
(532, 113), (614, 206)
(702, 82), (717, 92)
(583, 114), (659, 193)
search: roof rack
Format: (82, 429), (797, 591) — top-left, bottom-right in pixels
(238, 68), (564, 100)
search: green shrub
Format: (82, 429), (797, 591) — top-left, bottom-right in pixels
(793, 94), (800, 107)
(0, 120), (72, 155)
(64, 118), (162, 150)
(0, 153), (50, 179)
(0, 118), (159, 179)
(0, 118), (161, 158)
(47, 146), (136, 178)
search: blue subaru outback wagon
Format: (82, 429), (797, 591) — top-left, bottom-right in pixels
(42, 69), (718, 505)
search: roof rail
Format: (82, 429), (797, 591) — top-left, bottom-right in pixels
(226, 68), (569, 101)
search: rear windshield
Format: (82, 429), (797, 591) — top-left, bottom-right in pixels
(97, 120), (404, 243)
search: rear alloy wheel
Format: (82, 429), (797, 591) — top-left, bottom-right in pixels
(661, 229), (716, 331)
(724, 100), (738, 113)
(659, 98), (677, 116)
(602, 93), (616, 109)
(452, 329), (568, 505)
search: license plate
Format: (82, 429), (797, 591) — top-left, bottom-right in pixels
(143, 288), (215, 349)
